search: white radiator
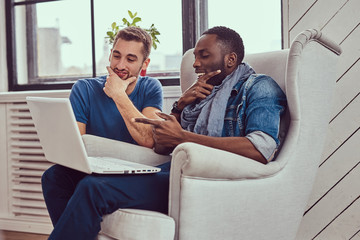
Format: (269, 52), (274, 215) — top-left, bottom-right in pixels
(0, 86), (181, 234)
(7, 101), (52, 218)
(0, 90), (69, 234)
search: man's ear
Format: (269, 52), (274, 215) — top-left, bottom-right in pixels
(225, 52), (237, 68)
(142, 58), (151, 70)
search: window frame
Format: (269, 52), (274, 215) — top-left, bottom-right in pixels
(6, 0), (207, 91)
(6, 0), (282, 91)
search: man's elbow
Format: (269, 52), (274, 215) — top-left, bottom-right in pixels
(248, 149), (268, 164)
(138, 138), (155, 149)
(154, 144), (173, 155)
(255, 155), (268, 165)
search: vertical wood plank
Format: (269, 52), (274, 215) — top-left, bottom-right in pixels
(306, 128), (360, 210)
(314, 197), (360, 240)
(288, 0), (316, 29)
(322, 95), (360, 160)
(289, 0), (347, 41)
(351, 231), (360, 240)
(287, 0), (360, 238)
(330, 61), (360, 120)
(296, 162), (360, 239)
(282, 0), (290, 48)
(321, 0), (360, 44)
(335, 25), (360, 80)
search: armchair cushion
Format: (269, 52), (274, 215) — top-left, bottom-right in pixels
(98, 209), (175, 240)
(172, 142), (283, 180)
(82, 134), (171, 166)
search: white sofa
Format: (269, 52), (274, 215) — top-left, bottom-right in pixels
(86, 29), (341, 240)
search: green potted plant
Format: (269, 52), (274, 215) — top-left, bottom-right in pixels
(106, 10), (160, 49)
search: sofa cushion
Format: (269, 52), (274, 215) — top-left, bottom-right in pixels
(98, 209), (175, 240)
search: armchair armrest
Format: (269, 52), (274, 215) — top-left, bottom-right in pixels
(171, 142), (283, 180)
(168, 142), (287, 240)
(82, 134), (171, 166)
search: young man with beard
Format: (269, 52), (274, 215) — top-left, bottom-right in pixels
(41, 27), (170, 240)
(136, 26), (287, 164)
(71, 26), (162, 148)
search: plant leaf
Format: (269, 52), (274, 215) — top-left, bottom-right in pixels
(132, 17), (141, 25)
(128, 10), (134, 19)
(122, 18), (130, 26)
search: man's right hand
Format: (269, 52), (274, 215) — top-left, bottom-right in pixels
(177, 70), (221, 110)
(103, 66), (137, 100)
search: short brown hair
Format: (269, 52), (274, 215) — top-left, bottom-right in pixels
(113, 26), (152, 61)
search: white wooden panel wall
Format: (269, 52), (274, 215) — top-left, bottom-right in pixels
(283, 0), (360, 239)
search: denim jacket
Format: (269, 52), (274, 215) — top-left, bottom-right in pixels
(222, 74), (287, 148)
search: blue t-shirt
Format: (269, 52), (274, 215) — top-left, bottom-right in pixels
(69, 75), (163, 144)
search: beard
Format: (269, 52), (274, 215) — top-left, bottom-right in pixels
(113, 65), (143, 80)
(206, 62), (227, 86)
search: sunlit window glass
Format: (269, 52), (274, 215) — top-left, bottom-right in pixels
(208, 0), (282, 54)
(14, 0), (182, 86)
(94, 0), (182, 76)
(10, 0), (281, 89)
(35, 0), (92, 78)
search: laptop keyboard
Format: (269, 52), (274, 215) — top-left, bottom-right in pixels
(89, 157), (135, 170)
(87, 156), (159, 174)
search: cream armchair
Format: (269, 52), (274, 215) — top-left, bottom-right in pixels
(84, 29), (341, 240)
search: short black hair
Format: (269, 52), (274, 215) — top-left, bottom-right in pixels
(202, 26), (244, 65)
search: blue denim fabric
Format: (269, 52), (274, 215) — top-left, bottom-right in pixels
(42, 162), (171, 240)
(222, 74), (287, 146)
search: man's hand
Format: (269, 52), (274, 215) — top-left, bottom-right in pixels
(134, 112), (186, 148)
(103, 66), (136, 99)
(136, 111), (268, 163)
(177, 70), (221, 109)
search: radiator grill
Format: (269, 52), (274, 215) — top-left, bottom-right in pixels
(7, 102), (52, 220)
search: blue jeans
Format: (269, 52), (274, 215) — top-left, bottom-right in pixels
(42, 162), (171, 240)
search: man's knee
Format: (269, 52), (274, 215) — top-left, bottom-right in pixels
(42, 165), (60, 189)
(75, 176), (103, 197)
(42, 165), (84, 195)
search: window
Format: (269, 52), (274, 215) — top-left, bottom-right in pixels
(93, 0), (182, 76)
(6, 0), (282, 91)
(208, 0), (282, 54)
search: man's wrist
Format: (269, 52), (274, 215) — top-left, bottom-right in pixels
(177, 99), (187, 110)
(112, 92), (128, 106)
(171, 101), (182, 114)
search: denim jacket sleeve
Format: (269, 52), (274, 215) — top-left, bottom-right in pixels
(223, 74), (287, 156)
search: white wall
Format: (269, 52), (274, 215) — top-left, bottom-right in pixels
(0, 0), (8, 92)
(283, 0), (360, 239)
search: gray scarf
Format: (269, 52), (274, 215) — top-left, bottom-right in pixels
(181, 63), (255, 136)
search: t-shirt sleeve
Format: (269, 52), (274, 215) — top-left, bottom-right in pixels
(142, 77), (163, 111)
(69, 80), (90, 124)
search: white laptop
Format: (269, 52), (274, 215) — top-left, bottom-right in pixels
(26, 96), (161, 175)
